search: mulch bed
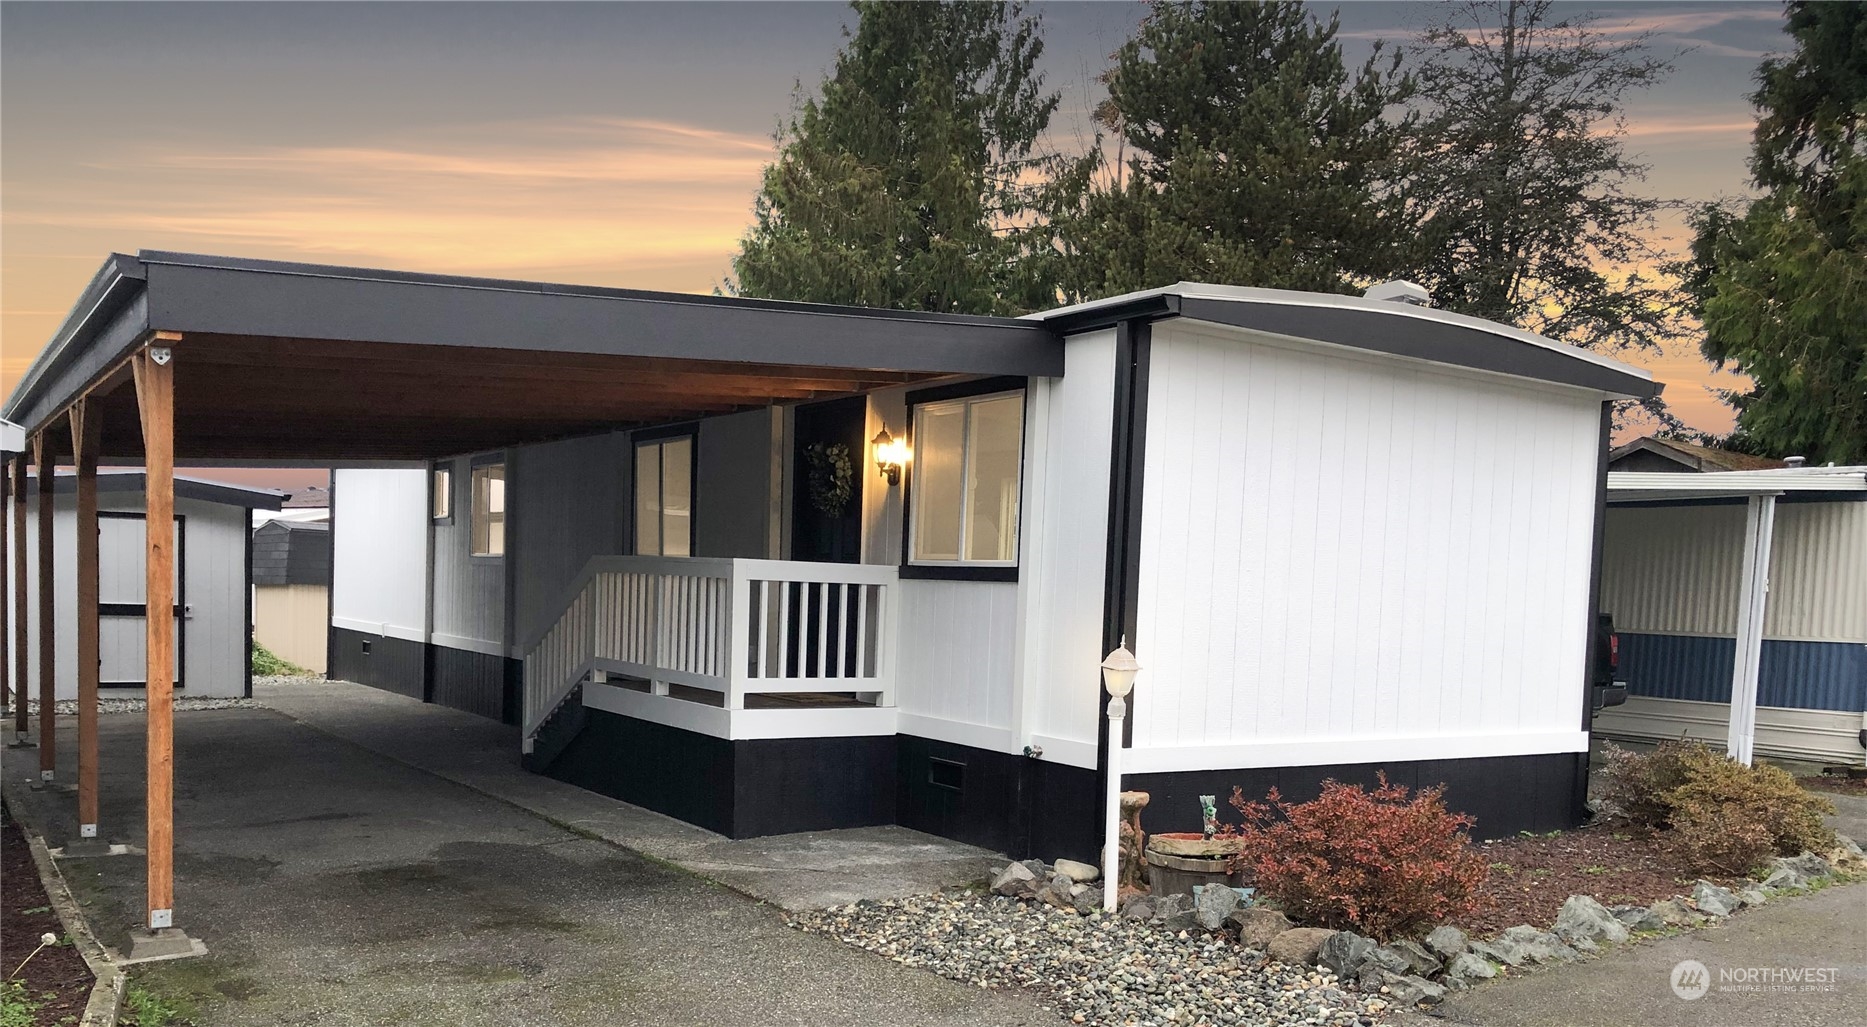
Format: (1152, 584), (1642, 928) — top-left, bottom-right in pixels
(1798, 773), (1867, 797)
(1454, 820), (1737, 937)
(2, 806), (94, 1026)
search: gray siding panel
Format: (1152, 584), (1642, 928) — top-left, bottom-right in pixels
(511, 432), (629, 646)
(696, 410), (774, 560)
(431, 452), (506, 648)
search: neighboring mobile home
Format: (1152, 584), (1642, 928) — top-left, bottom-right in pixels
(5, 253), (1658, 884)
(8, 471), (279, 699)
(1597, 453), (1867, 767)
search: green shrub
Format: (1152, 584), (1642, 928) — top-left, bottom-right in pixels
(250, 642), (308, 677)
(1599, 740), (1835, 875)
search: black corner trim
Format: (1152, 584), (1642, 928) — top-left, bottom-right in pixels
(1101, 318), (1151, 769)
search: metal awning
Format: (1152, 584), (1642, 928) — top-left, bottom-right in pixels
(3, 252), (1064, 462)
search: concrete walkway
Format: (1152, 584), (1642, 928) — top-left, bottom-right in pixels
(256, 677), (1001, 909)
(2, 707), (1050, 1027)
(1395, 881), (1866, 1027)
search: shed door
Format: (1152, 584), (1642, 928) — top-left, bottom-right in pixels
(99, 512), (185, 689)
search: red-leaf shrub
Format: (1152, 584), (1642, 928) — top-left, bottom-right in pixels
(1225, 774), (1491, 940)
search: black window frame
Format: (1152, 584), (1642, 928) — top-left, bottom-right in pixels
(431, 461), (455, 525)
(899, 375), (1028, 582)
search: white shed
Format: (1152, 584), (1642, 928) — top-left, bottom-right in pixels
(10, 472), (281, 699)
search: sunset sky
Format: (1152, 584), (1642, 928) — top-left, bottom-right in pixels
(1, 1), (1790, 488)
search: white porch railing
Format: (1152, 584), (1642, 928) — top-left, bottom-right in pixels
(521, 556), (898, 740)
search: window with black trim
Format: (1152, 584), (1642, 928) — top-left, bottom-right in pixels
(432, 464), (453, 523)
(909, 390), (1023, 566)
(470, 460), (505, 557)
(634, 433), (694, 557)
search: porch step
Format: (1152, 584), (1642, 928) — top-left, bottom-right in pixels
(523, 682), (586, 772)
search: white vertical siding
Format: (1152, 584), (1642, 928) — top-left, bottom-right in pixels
(332, 468), (429, 642)
(1022, 329), (1119, 768)
(1129, 321), (1601, 768)
(1602, 499), (1867, 643)
(894, 579), (1018, 745)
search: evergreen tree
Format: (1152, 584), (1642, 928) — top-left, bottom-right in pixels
(730, 1), (1081, 315)
(1403, 1), (1677, 355)
(1064, 1), (1411, 298)
(1682, 2), (1866, 463)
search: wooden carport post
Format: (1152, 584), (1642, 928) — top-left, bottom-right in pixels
(133, 339), (178, 931)
(69, 401), (102, 837)
(35, 433), (56, 778)
(9, 456), (27, 746)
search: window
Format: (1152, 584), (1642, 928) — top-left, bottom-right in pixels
(634, 434), (694, 557)
(909, 390), (1023, 566)
(470, 461), (505, 557)
(432, 465), (453, 523)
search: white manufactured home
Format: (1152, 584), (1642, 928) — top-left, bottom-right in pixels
(6, 253), (1657, 873)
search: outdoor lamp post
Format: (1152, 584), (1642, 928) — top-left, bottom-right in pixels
(1101, 639), (1139, 912)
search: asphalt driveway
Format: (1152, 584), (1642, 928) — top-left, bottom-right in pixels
(6, 708), (1051, 1027)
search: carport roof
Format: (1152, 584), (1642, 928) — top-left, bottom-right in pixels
(2, 251), (1062, 462)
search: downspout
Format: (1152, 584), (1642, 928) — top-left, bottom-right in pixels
(1096, 317), (1152, 853)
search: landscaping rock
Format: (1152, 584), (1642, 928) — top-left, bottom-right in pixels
(1779, 851), (1835, 881)
(1552, 894), (1629, 946)
(1019, 858), (1050, 878)
(1443, 952), (1498, 989)
(1762, 865), (1809, 891)
(1224, 907), (1293, 949)
(1470, 926), (1579, 967)
(1053, 858), (1100, 883)
(1424, 924), (1469, 960)
(1154, 893), (1200, 932)
(1608, 904), (1663, 932)
(1831, 833), (1864, 866)
(1266, 927), (1335, 966)
(1034, 875), (1077, 911)
(1649, 898), (1700, 926)
(1386, 937), (1443, 977)
(1692, 880), (1740, 917)
(792, 890), (1390, 1027)
(1071, 885), (1103, 915)
(991, 862), (1036, 896)
(1193, 883), (1240, 929)
(1317, 931), (1377, 977)
(1119, 894), (1157, 920)
(1737, 886), (1768, 908)
(1353, 946), (1412, 991)
(1368, 971), (1446, 1007)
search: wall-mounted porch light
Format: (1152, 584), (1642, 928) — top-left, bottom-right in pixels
(872, 427), (907, 486)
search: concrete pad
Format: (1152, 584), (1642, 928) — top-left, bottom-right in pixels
(256, 677), (1004, 909)
(2, 706), (1049, 1027)
(124, 928), (208, 963)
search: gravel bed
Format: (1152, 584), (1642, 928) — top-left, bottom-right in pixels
(6, 695), (266, 716)
(791, 892), (1384, 1027)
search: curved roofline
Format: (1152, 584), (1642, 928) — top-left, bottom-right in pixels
(1033, 281), (1659, 398)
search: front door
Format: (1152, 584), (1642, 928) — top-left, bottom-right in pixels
(790, 396), (866, 564)
(98, 511), (185, 689)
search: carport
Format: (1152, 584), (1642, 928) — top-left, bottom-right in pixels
(1, 250), (1060, 948)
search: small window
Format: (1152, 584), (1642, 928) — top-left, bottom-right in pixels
(634, 434), (694, 557)
(432, 465), (453, 523)
(910, 391), (1023, 565)
(470, 461), (505, 557)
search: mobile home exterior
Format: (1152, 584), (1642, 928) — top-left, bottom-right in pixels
(323, 276), (1658, 857)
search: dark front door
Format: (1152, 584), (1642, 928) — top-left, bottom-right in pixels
(791, 396), (866, 564)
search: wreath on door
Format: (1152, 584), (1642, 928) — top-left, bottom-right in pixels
(804, 442), (855, 516)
